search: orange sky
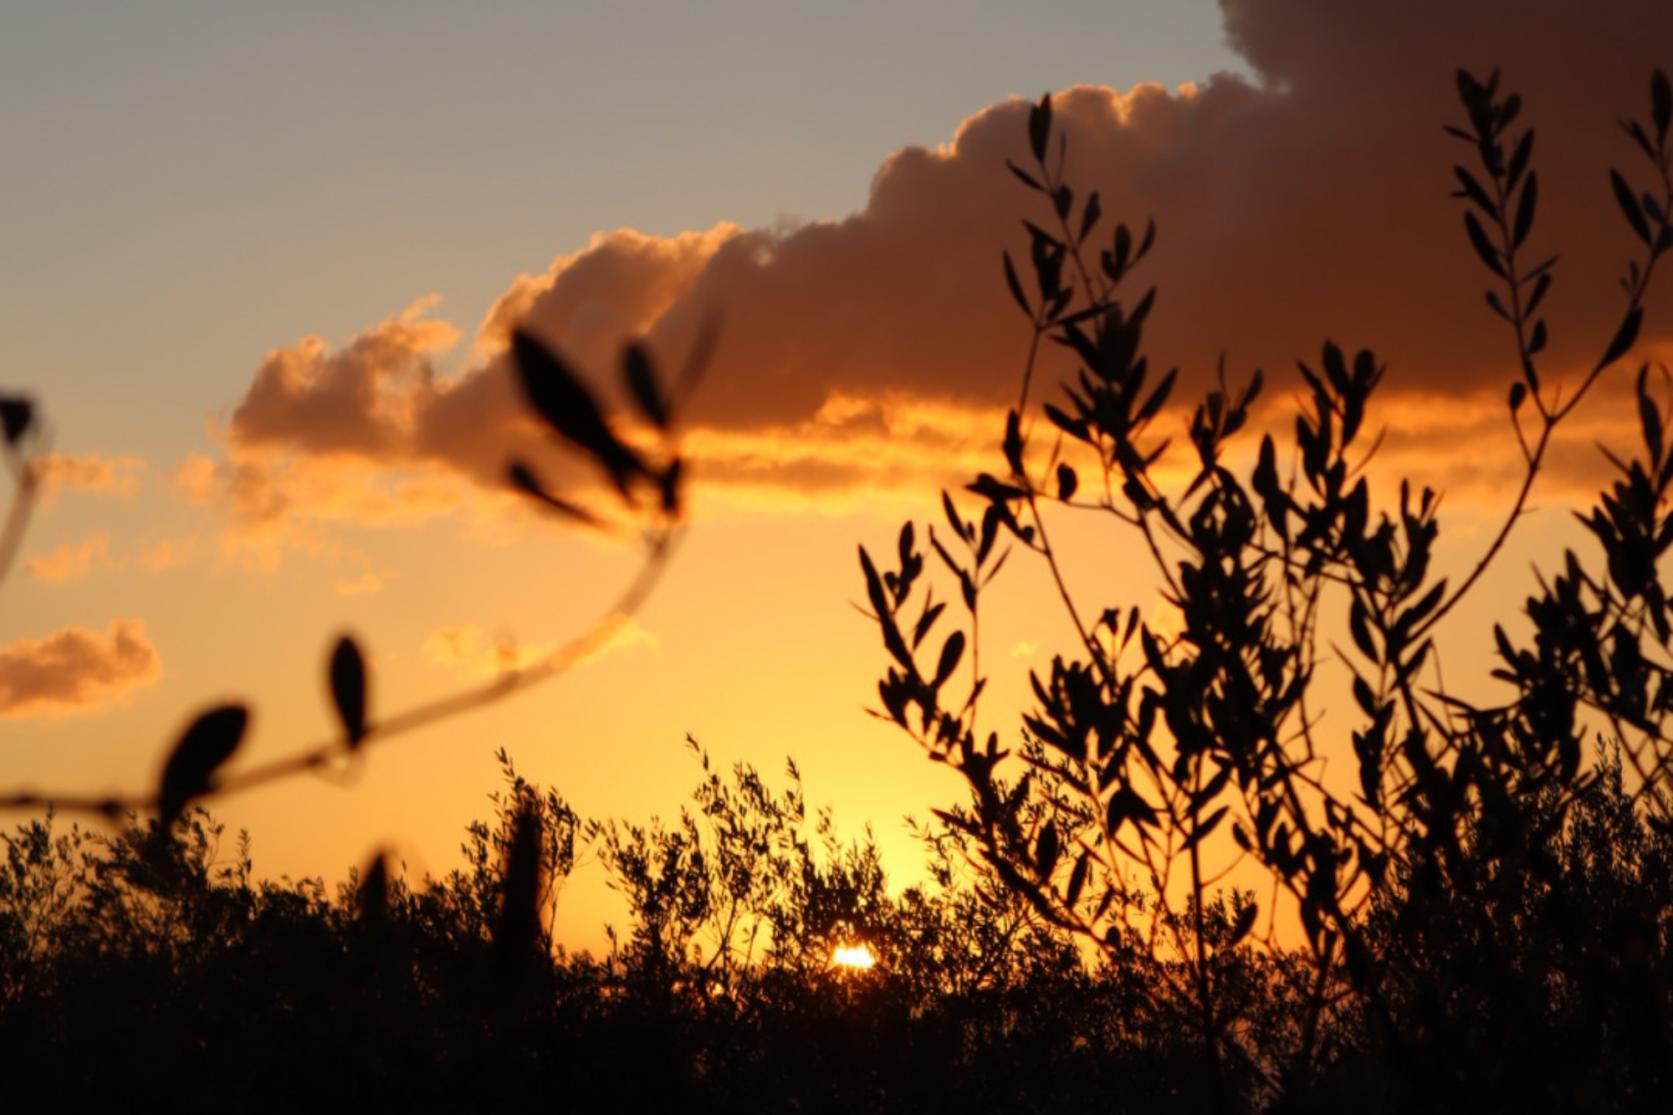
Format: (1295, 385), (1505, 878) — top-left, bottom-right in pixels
(4, 0), (1672, 953)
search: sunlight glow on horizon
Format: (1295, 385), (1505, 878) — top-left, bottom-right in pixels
(831, 942), (877, 971)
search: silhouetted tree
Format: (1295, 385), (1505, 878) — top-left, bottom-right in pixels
(862, 66), (1673, 1110)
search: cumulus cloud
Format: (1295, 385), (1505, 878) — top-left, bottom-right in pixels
(31, 453), (146, 503)
(25, 534), (115, 583)
(229, 296), (460, 458)
(0, 619), (162, 717)
(192, 0), (1672, 543)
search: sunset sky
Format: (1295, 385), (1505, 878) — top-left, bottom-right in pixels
(3, 0), (1670, 951)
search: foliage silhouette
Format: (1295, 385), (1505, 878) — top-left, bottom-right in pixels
(1, 747), (1251, 1110)
(9, 734), (1671, 1110)
(860, 66), (1673, 1110)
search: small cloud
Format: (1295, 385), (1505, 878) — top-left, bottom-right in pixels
(171, 447), (472, 573)
(0, 619), (162, 717)
(25, 534), (114, 583)
(30, 453), (146, 503)
(171, 453), (220, 506)
(136, 536), (197, 572)
(335, 569), (394, 596)
(421, 618), (657, 678)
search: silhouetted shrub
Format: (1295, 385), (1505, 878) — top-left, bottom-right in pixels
(862, 67), (1673, 1111)
(2, 747), (1280, 1110)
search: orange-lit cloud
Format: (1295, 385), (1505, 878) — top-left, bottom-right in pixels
(476, 225), (739, 360)
(189, 0), (1672, 545)
(136, 536), (196, 572)
(421, 618), (658, 679)
(335, 569), (394, 596)
(31, 453), (146, 503)
(0, 619), (162, 717)
(230, 296), (461, 458)
(25, 534), (114, 583)
(172, 442), (482, 572)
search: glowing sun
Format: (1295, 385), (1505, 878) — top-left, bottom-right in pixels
(831, 943), (876, 971)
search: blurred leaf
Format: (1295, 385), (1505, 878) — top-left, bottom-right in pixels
(1512, 170), (1537, 248)
(912, 601), (947, 650)
(1028, 93), (1052, 162)
(1137, 217), (1156, 259)
(1066, 850), (1089, 907)
(1002, 252), (1032, 317)
(512, 330), (647, 499)
(1003, 410), (1025, 474)
(1526, 269), (1554, 315)
(1506, 130), (1535, 188)
(1053, 185), (1072, 221)
(1602, 305), (1643, 367)
(621, 343), (670, 431)
(1463, 211), (1504, 275)
(1180, 806), (1228, 853)
(1350, 599), (1379, 662)
(1079, 190), (1102, 239)
(1654, 68), (1671, 143)
(942, 490), (970, 542)
(1056, 463), (1078, 501)
(1452, 165), (1497, 216)
(158, 704), (249, 832)
(659, 458), (685, 517)
(1006, 159), (1043, 191)
(1612, 169), (1652, 243)
(933, 631), (966, 689)
(1034, 822), (1060, 878)
(1639, 366), (1664, 463)
(0, 396), (33, 447)
(329, 635), (368, 750)
(507, 460), (602, 527)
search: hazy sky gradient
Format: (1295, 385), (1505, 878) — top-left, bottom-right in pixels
(0, 1), (1242, 947)
(3, 1), (1664, 952)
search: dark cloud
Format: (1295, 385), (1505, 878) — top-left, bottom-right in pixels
(204, 0), (1673, 531)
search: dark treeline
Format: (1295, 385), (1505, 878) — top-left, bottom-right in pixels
(1, 744), (1670, 1112)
